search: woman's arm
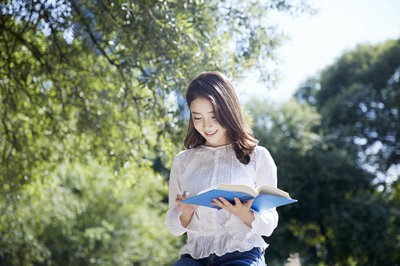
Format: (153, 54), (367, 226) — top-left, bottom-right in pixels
(165, 153), (189, 235)
(246, 146), (279, 237)
(165, 152), (201, 235)
(174, 192), (198, 227)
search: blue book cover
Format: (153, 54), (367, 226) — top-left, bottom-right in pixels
(182, 188), (297, 212)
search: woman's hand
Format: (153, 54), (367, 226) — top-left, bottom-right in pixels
(173, 191), (198, 214)
(211, 197), (255, 227)
(173, 191), (198, 228)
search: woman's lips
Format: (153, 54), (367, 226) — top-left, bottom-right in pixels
(205, 130), (218, 137)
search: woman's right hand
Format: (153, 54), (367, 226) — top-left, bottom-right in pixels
(173, 191), (198, 215)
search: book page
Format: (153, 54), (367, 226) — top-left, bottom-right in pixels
(215, 184), (258, 197)
(257, 185), (290, 198)
(196, 183), (290, 198)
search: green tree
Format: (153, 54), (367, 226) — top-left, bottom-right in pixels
(0, 0), (310, 264)
(296, 39), (400, 172)
(250, 39), (400, 265)
(295, 39), (400, 264)
(248, 99), (396, 265)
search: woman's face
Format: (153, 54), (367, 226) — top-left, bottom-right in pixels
(190, 97), (229, 147)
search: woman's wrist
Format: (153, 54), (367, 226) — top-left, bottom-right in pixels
(239, 210), (255, 227)
(180, 209), (195, 227)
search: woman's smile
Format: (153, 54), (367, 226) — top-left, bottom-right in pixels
(205, 129), (218, 137)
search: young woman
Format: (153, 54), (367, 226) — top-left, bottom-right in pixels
(165, 72), (279, 265)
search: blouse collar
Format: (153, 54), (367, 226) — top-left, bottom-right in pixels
(200, 143), (233, 151)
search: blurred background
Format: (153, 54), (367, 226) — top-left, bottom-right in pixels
(0, 0), (399, 265)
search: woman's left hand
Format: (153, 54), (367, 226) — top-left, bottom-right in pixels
(211, 197), (255, 227)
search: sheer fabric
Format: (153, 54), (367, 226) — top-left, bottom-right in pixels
(165, 144), (279, 259)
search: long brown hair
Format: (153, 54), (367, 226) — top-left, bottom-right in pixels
(184, 72), (257, 164)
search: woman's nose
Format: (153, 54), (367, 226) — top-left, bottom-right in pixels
(203, 118), (213, 129)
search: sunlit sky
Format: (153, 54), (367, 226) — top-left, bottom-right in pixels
(236, 0), (400, 103)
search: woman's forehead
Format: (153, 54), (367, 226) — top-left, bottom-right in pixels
(190, 98), (215, 113)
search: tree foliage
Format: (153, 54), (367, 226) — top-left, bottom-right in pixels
(296, 39), (400, 172)
(247, 39), (400, 265)
(294, 40), (400, 264)
(249, 98), (399, 265)
(0, 0), (309, 264)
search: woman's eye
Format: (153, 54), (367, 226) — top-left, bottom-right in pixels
(194, 117), (202, 120)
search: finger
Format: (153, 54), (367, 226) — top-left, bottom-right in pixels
(244, 198), (254, 208)
(233, 197), (242, 206)
(210, 200), (221, 210)
(212, 198), (221, 204)
(177, 195), (186, 202)
(212, 198), (229, 211)
(212, 198), (224, 207)
(176, 193), (184, 200)
(219, 197), (233, 208)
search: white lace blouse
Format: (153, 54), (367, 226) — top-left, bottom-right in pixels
(165, 144), (279, 259)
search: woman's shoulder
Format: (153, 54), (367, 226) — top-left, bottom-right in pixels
(252, 144), (274, 162)
(173, 146), (202, 163)
(253, 144), (270, 154)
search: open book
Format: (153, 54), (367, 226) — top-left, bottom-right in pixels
(181, 184), (297, 212)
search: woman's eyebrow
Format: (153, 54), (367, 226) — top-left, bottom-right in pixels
(191, 111), (215, 114)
